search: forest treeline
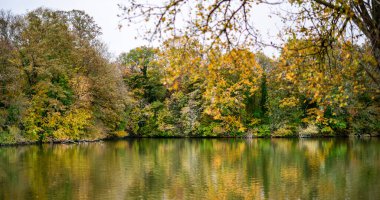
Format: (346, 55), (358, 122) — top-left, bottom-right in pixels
(0, 8), (379, 144)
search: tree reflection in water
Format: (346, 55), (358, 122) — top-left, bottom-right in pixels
(0, 138), (379, 199)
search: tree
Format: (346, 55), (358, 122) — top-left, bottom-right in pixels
(119, 0), (380, 136)
(277, 39), (378, 133)
(120, 46), (167, 135)
(0, 10), (27, 136)
(287, 0), (380, 88)
(0, 8), (128, 143)
(203, 49), (263, 135)
(119, 0), (380, 87)
(157, 37), (206, 136)
(120, 46), (166, 103)
(120, 46), (156, 77)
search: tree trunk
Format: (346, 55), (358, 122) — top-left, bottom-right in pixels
(373, 0), (380, 73)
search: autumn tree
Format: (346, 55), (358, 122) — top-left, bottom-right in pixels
(119, 0), (380, 87)
(0, 10), (27, 139)
(286, 0), (380, 88)
(120, 46), (167, 136)
(157, 37), (206, 136)
(118, 0), (380, 136)
(278, 39), (379, 134)
(0, 8), (128, 143)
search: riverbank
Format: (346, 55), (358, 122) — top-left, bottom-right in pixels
(1, 132), (379, 146)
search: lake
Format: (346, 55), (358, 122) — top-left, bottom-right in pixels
(0, 138), (379, 199)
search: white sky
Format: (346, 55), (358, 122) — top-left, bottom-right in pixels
(0, 0), (283, 58)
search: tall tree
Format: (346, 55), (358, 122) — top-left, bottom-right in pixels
(0, 8), (127, 143)
(119, 0), (380, 87)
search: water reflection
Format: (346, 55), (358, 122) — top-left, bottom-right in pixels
(0, 138), (379, 199)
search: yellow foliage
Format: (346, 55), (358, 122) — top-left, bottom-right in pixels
(159, 39), (264, 134)
(203, 49), (262, 133)
(114, 131), (128, 138)
(51, 108), (92, 140)
(278, 39), (376, 124)
(279, 97), (299, 108)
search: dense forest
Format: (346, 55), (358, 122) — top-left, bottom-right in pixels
(0, 5), (379, 144)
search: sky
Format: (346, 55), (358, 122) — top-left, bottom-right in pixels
(0, 0), (282, 58)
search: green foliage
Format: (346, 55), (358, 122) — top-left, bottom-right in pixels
(350, 105), (380, 136)
(198, 122), (220, 137)
(0, 126), (25, 144)
(267, 95), (303, 132)
(254, 125), (271, 137)
(320, 126), (334, 135)
(119, 46), (157, 77)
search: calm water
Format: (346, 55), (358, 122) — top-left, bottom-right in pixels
(0, 138), (379, 200)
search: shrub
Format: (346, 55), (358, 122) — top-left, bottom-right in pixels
(298, 124), (319, 137)
(320, 126), (334, 135)
(272, 126), (295, 137)
(253, 125), (271, 137)
(351, 105), (380, 136)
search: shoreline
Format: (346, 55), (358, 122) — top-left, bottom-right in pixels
(1, 134), (378, 147)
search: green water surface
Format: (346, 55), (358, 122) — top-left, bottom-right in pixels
(0, 138), (379, 199)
